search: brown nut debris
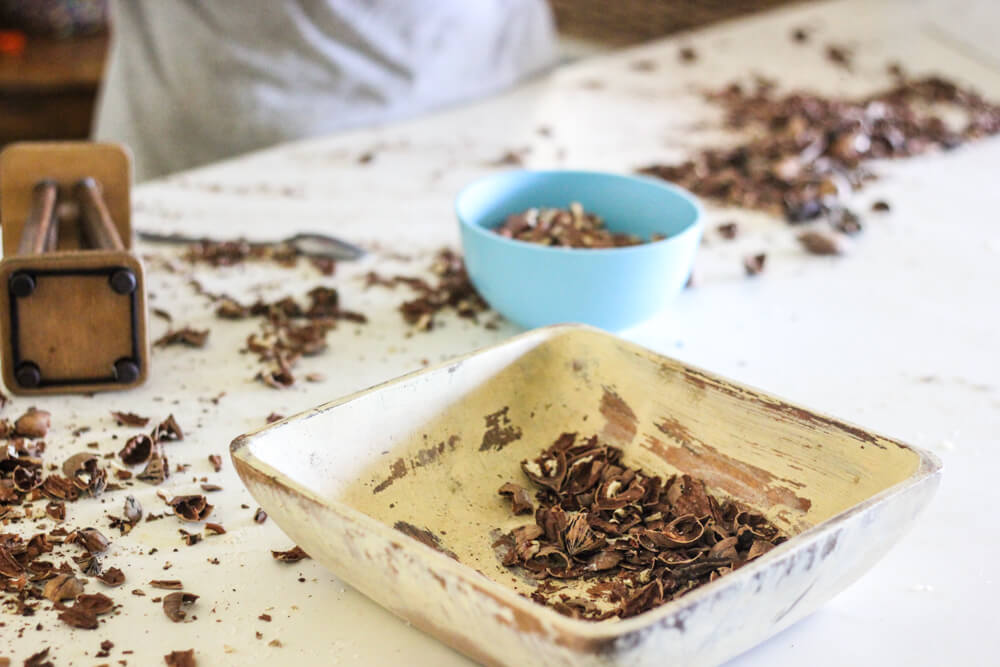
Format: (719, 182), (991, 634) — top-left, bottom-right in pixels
(150, 579), (183, 590)
(124, 495), (143, 525)
(111, 411), (150, 427)
(96, 567), (125, 587)
(825, 44), (853, 70)
(184, 237), (298, 268)
(208, 454), (223, 472)
(639, 76), (1000, 240)
(73, 551), (102, 576)
(797, 229), (848, 255)
(164, 649), (197, 667)
(96, 639), (114, 658)
(11, 465), (42, 493)
(179, 529), (202, 546)
(62, 452), (107, 496)
(67, 527), (111, 554)
(271, 546), (310, 563)
(743, 253), (767, 276)
(154, 327), (210, 348)
(0, 545), (24, 578)
(42, 573), (85, 601)
(23, 649), (51, 667)
(152, 307), (173, 322)
(45, 501), (65, 522)
(168, 495), (214, 522)
(0, 479), (18, 503)
(162, 592), (199, 622)
(57, 604), (99, 630)
(119, 434), (155, 466)
(152, 414), (184, 443)
(15, 407), (50, 438)
(498, 482), (534, 515)
(137, 453), (170, 485)
(496, 433), (786, 620)
(716, 222), (739, 239)
(40, 474), (80, 501)
(62, 452), (98, 479)
(487, 148), (526, 167)
(366, 249), (490, 332)
(493, 203), (644, 248)
(215, 282), (366, 386)
(74, 592), (114, 615)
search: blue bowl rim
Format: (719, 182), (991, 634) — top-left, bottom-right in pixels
(455, 169), (704, 256)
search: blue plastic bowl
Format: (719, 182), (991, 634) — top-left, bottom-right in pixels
(456, 170), (703, 331)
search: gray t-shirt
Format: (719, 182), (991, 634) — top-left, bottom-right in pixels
(94, 0), (557, 180)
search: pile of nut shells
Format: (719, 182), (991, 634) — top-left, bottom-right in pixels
(493, 203), (647, 248)
(365, 249), (491, 331)
(495, 433), (786, 620)
(640, 74), (1000, 234)
(1, 407), (127, 632)
(214, 286), (366, 389)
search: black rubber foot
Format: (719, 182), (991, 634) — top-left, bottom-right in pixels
(109, 269), (137, 295)
(15, 361), (41, 388)
(9, 272), (36, 298)
(114, 358), (140, 384)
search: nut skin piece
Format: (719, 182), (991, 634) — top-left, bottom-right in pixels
(797, 230), (848, 256)
(743, 253), (767, 276)
(164, 649), (197, 667)
(14, 408), (50, 438)
(163, 592), (199, 622)
(168, 495), (214, 522)
(43, 573), (84, 601)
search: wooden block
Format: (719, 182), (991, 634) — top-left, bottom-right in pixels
(0, 142), (132, 256)
(0, 250), (149, 394)
(0, 142), (148, 394)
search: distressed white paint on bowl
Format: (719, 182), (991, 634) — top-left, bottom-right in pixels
(232, 324), (940, 666)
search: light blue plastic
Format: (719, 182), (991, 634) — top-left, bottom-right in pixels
(456, 170), (703, 331)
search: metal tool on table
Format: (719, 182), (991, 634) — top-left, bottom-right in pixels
(0, 142), (149, 394)
(137, 231), (366, 262)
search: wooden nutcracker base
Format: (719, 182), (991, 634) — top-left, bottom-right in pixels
(0, 142), (149, 394)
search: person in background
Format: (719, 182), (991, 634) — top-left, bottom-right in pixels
(93, 0), (558, 181)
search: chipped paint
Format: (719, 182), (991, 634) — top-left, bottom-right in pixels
(373, 436), (460, 493)
(647, 419), (813, 514)
(600, 386), (638, 444)
(373, 457), (408, 494)
(393, 521), (459, 560)
(480, 406), (523, 452)
(682, 367), (900, 450)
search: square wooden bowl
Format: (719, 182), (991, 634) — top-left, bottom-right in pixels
(231, 325), (940, 666)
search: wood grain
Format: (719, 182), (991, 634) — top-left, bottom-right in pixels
(0, 142), (132, 256)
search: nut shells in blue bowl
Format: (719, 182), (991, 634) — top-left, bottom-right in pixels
(456, 170), (703, 331)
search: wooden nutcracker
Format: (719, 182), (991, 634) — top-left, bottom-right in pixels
(0, 142), (149, 394)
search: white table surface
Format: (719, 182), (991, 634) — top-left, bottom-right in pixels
(4, 0), (999, 664)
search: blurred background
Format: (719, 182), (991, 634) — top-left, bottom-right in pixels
(0, 0), (802, 151)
